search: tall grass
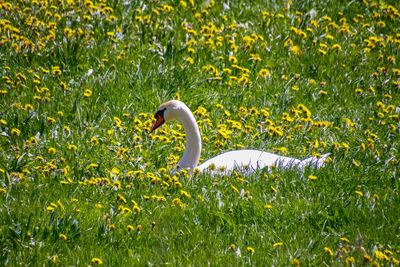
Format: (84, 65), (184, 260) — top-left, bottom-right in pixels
(1, 0), (399, 266)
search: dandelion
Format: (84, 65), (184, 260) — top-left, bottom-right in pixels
(185, 57), (194, 64)
(50, 255), (58, 263)
(324, 247), (334, 256)
(11, 128), (21, 136)
(290, 45), (302, 55)
(51, 66), (62, 76)
(355, 88), (363, 95)
(68, 144), (77, 151)
(83, 89), (92, 97)
(291, 258), (300, 266)
(91, 258), (103, 265)
(59, 234), (67, 241)
(273, 242), (284, 248)
(259, 68), (270, 78)
(345, 257), (355, 265)
(228, 55), (238, 64)
(47, 117), (56, 124)
(246, 246), (255, 254)
(374, 250), (389, 261)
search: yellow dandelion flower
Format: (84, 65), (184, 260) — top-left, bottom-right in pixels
(246, 246), (255, 254)
(68, 144), (77, 151)
(50, 255), (58, 263)
(229, 55), (238, 64)
(290, 45), (302, 55)
(324, 247), (334, 256)
(83, 89), (92, 97)
(259, 68), (270, 78)
(47, 117), (56, 123)
(91, 258), (103, 265)
(345, 257), (355, 265)
(48, 147), (57, 154)
(59, 233), (67, 241)
(355, 190), (363, 197)
(291, 258), (300, 266)
(11, 128), (21, 136)
(273, 242), (284, 248)
(51, 66), (62, 76)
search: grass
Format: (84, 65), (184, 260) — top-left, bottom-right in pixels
(1, 0), (399, 266)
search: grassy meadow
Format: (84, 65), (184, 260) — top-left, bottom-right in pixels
(1, 0), (400, 265)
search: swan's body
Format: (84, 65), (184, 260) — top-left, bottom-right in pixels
(151, 100), (328, 173)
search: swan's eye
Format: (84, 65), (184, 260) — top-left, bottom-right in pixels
(154, 108), (166, 119)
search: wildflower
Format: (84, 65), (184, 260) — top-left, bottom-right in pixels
(91, 258), (103, 265)
(273, 242), (283, 248)
(47, 147), (57, 154)
(172, 198), (185, 208)
(229, 55), (238, 64)
(185, 57), (194, 64)
(345, 257), (355, 265)
(259, 68), (270, 78)
(246, 246), (255, 254)
(291, 258), (300, 266)
(324, 247), (334, 256)
(84, 89), (92, 97)
(127, 225), (134, 231)
(52, 66), (62, 76)
(11, 128), (21, 136)
(68, 144), (77, 151)
(374, 250), (389, 261)
(59, 234), (67, 241)
(308, 175), (317, 181)
(50, 255), (58, 263)
(47, 117), (56, 124)
(290, 45), (302, 55)
(264, 203), (273, 209)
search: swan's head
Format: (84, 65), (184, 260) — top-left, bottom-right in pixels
(150, 100), (184, 132)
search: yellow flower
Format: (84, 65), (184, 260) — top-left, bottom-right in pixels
(259, 68), (270, 78)
(47, 117), (56, 123)
(229, 55), (238, 64)
(83, 89), (92, 97)
(50, 255), (58, 263)
(11, 128), (21, 136)
(290, 45), (302, 55)
(273, 242), (283, 248)
(185, 57), (194, 64)
(91, 258), (103, 265)
(48, 147), (57, 154)
(52, 66), (62, 76)
(324, 247), (334, 256)
(291, 258), (300, 266)
(246, 246), (255, 254)
(68, 144), (77, 151)
(59, 233), (67, 241)
(345, 257), (355, 265)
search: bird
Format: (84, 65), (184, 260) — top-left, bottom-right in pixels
(150, 100), (329, 174)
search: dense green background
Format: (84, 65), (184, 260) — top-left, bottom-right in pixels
(1, 0), (399, 265)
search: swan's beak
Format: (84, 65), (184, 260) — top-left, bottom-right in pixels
(150, 114), (165, 132)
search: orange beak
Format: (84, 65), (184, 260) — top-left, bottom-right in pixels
(150, 115), (165, 132)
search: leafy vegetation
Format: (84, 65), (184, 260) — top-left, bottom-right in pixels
(1, 0), (399, 265)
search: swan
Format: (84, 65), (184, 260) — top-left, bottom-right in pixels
(150, 100), (328, 173)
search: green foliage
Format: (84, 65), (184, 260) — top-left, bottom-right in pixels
(0, 0), (399, 266)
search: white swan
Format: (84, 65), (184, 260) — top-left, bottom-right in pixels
(150, 100), (328, 173)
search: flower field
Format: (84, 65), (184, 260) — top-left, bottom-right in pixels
(1, 0), (399, 265)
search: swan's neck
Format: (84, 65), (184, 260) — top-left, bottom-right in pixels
(177, 106), (201, 170)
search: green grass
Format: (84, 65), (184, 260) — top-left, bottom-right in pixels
(1, 0), (399, 266)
